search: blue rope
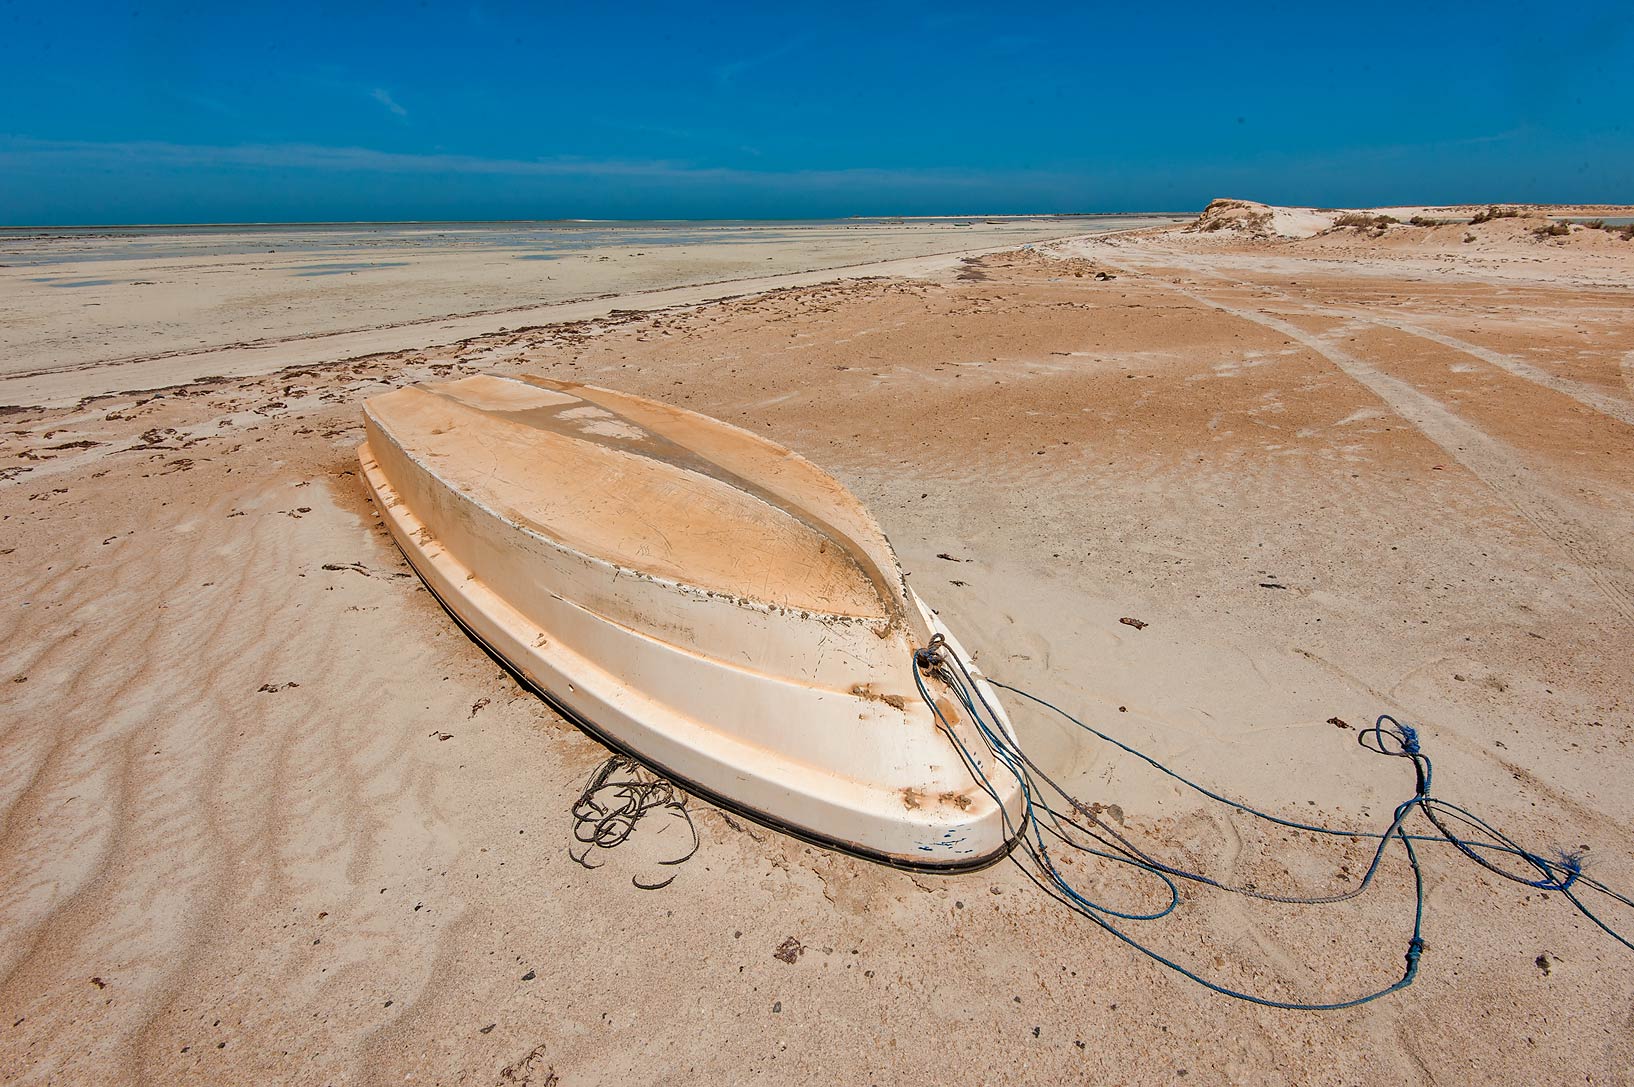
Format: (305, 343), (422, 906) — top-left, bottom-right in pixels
(913, 643), (1632, 1010)
(990, 675), (1629, 925)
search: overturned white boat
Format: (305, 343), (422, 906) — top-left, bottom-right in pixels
(359, 373), (1024, 868)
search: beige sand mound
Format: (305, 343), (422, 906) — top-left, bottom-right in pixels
(1186, 198), (1338, 239)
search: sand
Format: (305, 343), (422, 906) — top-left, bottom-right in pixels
(0, 217), (1180, 407)
(2, 208), (1632, 1084)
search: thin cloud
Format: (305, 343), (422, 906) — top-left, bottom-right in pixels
(0, 136), (1037, 193)
(370, 88), (408, 118)
(712, 37), (811, 89)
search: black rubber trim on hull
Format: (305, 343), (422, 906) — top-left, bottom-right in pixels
(386, 537), (1022, 874)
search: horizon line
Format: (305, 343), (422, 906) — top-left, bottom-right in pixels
(0, 211), (1197, 231)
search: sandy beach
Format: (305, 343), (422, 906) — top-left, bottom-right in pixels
(3, 205), (1633, 1084)
(0, 216), (1180, 406)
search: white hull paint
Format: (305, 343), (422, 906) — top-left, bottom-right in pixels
(359, 374), (1024, 868)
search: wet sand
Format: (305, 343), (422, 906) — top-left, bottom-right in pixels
(2, 209), (1632, 1084)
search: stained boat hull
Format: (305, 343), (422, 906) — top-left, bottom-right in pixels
(359, 374), (1025, 868)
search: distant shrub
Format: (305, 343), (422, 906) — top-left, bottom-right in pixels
(1531, 221), (1571, 238)
(1331, 212), (1399, 236)
(1199, 209), (1272, 234)
(1187, 198), (1273, 236)
(1581, 219), (1606, 230)
(1409, 215), (1450, 227)
(1620, 224), (1634, 241)
(1470, 206), (1520, 224)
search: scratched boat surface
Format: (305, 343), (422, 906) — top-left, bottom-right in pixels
(358, 373), (1024, 868)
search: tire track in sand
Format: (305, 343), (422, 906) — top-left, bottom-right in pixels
(1100, 257), (1634, 626)
(1120, 247), (1634, 430)
(1346, 315), (1634, 430)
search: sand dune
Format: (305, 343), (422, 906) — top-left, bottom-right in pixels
(2, 218), (1632, 1083)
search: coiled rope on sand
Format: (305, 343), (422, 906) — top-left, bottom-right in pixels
(913, 636), (1631, 1009)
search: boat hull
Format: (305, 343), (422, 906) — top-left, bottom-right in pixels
(358, 375), (1024, 869)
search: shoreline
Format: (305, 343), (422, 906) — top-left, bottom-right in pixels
(0, 211), (1188, 232)
(1, 222), (1178, 407)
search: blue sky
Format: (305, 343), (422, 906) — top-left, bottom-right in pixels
(1, 1), (1629, 224)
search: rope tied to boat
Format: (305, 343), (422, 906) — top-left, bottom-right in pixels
(914, 640), (1632, 1009)
(570, 755), (700, 890)
(913, 632), (949, 673)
